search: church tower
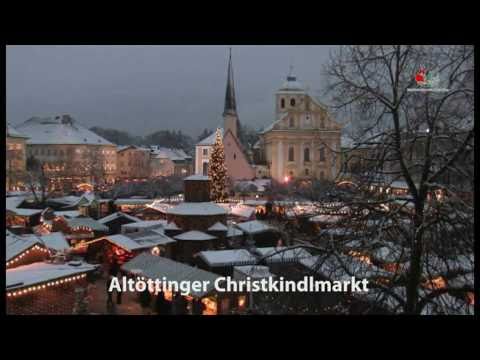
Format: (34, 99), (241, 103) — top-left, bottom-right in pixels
(223, 48), (239, 139)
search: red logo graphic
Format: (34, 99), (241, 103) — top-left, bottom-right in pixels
(415, 67), (427, 86)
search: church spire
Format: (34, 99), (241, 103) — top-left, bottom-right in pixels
(223, 47), (237, 116)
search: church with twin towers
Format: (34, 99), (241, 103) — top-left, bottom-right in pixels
(195, 49), (343, 184)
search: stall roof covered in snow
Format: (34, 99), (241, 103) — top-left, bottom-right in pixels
(220, 204), (256, 219)
(98, 212), (141, 224)
(236, 220), (276, 235)
(121, 219), (166, 229)
(39, 232), (70, 252)
(6, 231), (44, 262)
(122, 253), (220, 297)
(6, 261), (97, 291)
(208, 222), (228, 232)
(166, 202), (227, 216)
(6, 196), (43, 217)
(184, 174), (210, 181)
(254, 247), (312, 264)
(309, 214), (345, 223)
(54, 210), (81, 219)
(174, 231), (216, 241)
(226, 226), (243, 238)
(234, 265), (275, 279)
(198, 249), (257, 267)
(67, 217), (109, 232)
(104, 230), (176, 252)
(114, 198), (154, 206)
(15, 115), (114, 145)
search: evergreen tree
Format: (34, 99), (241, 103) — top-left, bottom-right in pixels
(208, 128), (227, 202)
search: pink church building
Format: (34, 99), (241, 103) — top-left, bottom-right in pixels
(195, 50), (255, 182)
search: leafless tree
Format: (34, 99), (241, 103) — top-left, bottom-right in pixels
(312, 45), (474, 314)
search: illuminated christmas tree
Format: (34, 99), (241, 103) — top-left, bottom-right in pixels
(208, 128), (228, 202)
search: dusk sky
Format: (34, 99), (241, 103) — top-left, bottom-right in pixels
(6, 45), (338, 137)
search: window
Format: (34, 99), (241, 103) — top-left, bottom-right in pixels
(304, 148), (310, 162)
(202, 162), (208, 176)
(290, 98), (296, 106)
(305, 168), (309, 175)
(289, 118), (295, 128)
(233, 153), (236, 160)
(280, 98), (285, 108)
(288, 147), (294, 162)
(320, 118), (325, 128)
(203, 148), (208, 156)
(319, 148), (325, 162)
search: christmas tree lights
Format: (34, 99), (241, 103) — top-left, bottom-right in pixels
(208, 128), (228, 202)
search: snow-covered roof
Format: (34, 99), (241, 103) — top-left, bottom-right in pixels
(234, 265), (275, 279)
(219, 204), (256, 219)
(198, 249), (257, 267)
(184, 174), (210, 181)
(104, 230), (176, 252)
(54, 210), (81, 219)
(309, 214), (345, 223)
(6, 123), (29, 138)
(122, 253), (220, 297)
(243, 199), (268, 206)
(5, 197), (43, 217)
(15, 115), (114, 145)
(166, 202), (227, 216)
(40, 232), (70, 252)
(114, 198), (154, 206)
(67, 217), (109, 232)
(150, 147), (191, 161)
(98, 212), (141, 224)
(197, 128), (223, 146)
(208, 222), (228, 231)
(260, 113), (289, 134)
(236, 220), (276, 235)
(277, 74), (305, 92)
(6, 261), (97, 291)
(6, 231), (44, 262)
(254, 247), (312, 264)
(226, 226), (243, 238)
(174, 231), (216, 241)
(121, 219), (166, 229)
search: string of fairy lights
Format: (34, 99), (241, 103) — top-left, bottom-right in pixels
(6, 273), (87, 298)
(6, 245), (50, 267)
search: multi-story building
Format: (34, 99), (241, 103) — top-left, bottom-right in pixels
(195, 50), (255, 181)
(257, 70), (343, 183)
(116, 145), (151, 181)
(149, 146), (192, 178)
(15, 114), (117, 191)
(6, 123), (29, 190)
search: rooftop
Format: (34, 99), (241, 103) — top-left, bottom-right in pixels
(198, 249), (257, 267)
(174, 230), (216, 241)
(104, 230), (176, 252)
(15, 115), (114, 146)
(166, 202), (227, 216)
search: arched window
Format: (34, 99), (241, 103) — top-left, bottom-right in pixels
(288, 147), (294, 162)
(289, 118), (295, 128)
(304, 148), (310, 162)
(319, 147), (325, 162)
(280, 98), (285, 108)
(290, 98), (296, 106)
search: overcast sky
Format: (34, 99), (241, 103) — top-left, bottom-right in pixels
(6, 45), (338, 138)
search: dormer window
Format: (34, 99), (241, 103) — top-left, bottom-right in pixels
(290, 98), (296, 107)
